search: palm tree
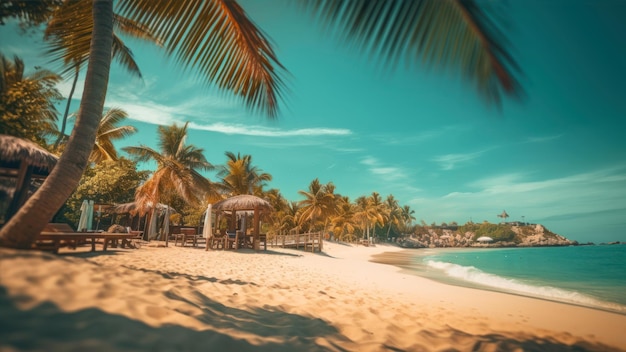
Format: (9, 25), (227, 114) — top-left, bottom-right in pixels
(384, 195), (402, 240)
(45, 1), (159, 147)
(400, 205), (417, 234)
(123, 122), (213, 210)
(217, 152), (272, 196)
(368, 192), (387, 242)
(353, 196), (371, 241)
(89, 107), (136, 164)
(0, 1), (113, 248)
(0, 54), (62, 146)
(1, 0), (521, 247)
(330, 196), (358, 242)
(297, 178), (335, 233)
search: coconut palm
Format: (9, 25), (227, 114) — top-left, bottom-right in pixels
(384, 195), (402, 240)
(1, 0), (521, 247)
(330, 196), (358, 242)
(0, 53), (62, 146)
(265, 188), (297, 236)
(217, 152), (272, 197)
(123, 122), (213, 210)
(368, 192), (387, 242)
(45, 1), (159, 147)
(88, 107), (136, 164)
(297, 178), (336, 233)
(400, 205), (417, 233)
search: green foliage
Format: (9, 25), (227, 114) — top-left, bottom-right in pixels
(0, 54), (62, 146)
(459, 222), (479, 233)
(56, 158), (149, 227)
(472, 223), (516, 242)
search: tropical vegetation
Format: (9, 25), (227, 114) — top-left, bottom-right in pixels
(0, 54), (62, 147)
(57, 157), (149, 228)
(0, 0), (522, 248)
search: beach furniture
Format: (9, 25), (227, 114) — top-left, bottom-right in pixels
(225, 230), (239, 250)
(208, 231), (227, 250)
(259, 233), (267, 251)
(174, 227), (199, 247)
(35, 223), (140, 253)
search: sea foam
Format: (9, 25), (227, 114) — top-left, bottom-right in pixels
(426, 260), (626, 314)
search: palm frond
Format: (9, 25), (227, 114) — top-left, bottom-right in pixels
(111, 35), (142, 79)
(44, 1), (156, 79)
(117, 0), (288, 118)
(123, 145), (166, 164)
(113, 13), (163, 45)
(0, 0), (61, 26)
(302, 0), (522, 106)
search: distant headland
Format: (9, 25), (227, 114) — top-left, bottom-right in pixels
(398, 222), (580, 248)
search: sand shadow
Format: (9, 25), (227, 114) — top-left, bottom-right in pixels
(0, 286), (351, 352)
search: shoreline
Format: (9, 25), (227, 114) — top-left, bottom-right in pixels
(1, 243), (625, 351)
(370, 247), (626, 316)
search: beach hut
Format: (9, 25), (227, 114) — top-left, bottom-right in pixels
(0, 135), (58, 223)
(212, 195), (272, 251)
(108, 202), (175, 241)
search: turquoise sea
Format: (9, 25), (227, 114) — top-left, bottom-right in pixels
(404, 245), (626, 314)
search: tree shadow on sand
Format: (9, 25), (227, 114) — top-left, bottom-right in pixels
(1, 250), (622, 352)
(0, 286), (351, 352)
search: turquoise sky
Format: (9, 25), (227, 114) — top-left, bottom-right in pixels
(2, 1), (625, 243)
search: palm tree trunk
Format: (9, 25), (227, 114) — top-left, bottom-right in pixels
(54, 63), (80, 148)
(0, 0), (113, 248)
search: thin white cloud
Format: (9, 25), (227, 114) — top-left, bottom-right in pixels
(187, 121), (351, 137)
(76, 73), (353, 138)
(431, 150), (486, 170)
(360, 156), (407, 181)
(407, 165), (626, 230)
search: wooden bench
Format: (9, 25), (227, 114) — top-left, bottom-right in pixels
(36, 232), (140, 253)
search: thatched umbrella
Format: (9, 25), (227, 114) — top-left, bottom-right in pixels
(0, 135), (58, 221)
(212, 195), (272, 250)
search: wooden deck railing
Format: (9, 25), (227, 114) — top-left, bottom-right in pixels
(270, 232), (323, 252)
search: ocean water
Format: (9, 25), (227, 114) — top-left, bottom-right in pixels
(409, 245), (626, 314)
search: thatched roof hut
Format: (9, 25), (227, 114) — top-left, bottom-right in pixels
(0, 135), (58, 222)
(0, 135), (58, 171)
(212, 195), (272, 251)
(108, 201), (175, 216)
(212, 194), (272, 212)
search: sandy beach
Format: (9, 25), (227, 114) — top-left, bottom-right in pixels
(1, 242), (625, 351)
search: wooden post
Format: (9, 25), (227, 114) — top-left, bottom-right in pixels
(253, 207), (260, 251)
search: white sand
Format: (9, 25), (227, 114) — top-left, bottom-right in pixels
(1, 242), (625, 351)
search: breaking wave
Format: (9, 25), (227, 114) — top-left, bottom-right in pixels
(426, 260), (626, 314)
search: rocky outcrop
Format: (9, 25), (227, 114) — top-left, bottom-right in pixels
(399, 223), (577, 248)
